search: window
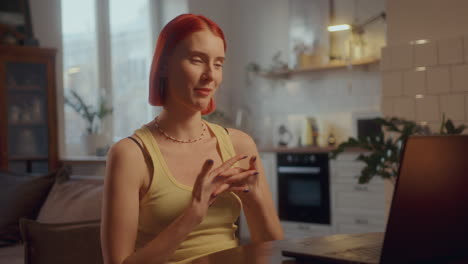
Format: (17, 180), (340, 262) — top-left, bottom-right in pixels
(61, 0), (188, 156)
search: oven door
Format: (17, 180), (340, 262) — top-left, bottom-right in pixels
(278, 165), (330, 225)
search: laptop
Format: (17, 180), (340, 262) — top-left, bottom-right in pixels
(281, 135), (468, 264)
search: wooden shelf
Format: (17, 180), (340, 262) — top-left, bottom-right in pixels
(60, 156), (107, 164)
(9, 122), (45, 126)
(257, 58), (380, 79)
(9, 156), (49, 161)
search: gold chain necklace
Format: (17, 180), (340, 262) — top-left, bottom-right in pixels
(153, 117), (206, 143)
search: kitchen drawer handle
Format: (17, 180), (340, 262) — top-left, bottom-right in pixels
(354, 185), (368, 191)
(355, 218), (369, 225)
(297, 224), (311, 230)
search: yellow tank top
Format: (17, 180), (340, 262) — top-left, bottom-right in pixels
(133, 122), (242, 263)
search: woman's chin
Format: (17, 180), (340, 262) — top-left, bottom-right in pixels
(192, 98), (211, 111)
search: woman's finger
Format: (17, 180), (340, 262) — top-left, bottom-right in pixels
(193, 159), (215, 201)
(249, 155), (257, 170)
(209, 155), (248, 179)
(229, 184), (250, 193)
(214, 167), (246, 181)
(225, 170), (258, 185)
(211, 183), (231, 198)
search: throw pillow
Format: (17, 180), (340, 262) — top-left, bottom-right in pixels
(0, 167), (69, 246)
(37, 178), (104, 223)
(19, 218), (103, 264)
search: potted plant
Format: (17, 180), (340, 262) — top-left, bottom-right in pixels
(330, 115), (467, 185)
(64, 90), (113, 155)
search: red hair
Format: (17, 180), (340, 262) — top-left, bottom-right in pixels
(148, 14), (226, 115)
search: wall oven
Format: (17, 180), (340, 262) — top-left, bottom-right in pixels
(277, 153), (331, 225)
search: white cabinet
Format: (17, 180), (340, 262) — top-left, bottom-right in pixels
(281, 221), (334, 239)
(238, 152), (277, 243)
(260, 152), (277, 208)
(330, 153), (387, 234)
(238, 151), (387, 244)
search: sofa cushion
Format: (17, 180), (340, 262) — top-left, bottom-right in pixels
(0, 244), (24, 264)
(19, 218), (103, 264)
(0, 168), (64, 245)
(37, 177), (104, 223)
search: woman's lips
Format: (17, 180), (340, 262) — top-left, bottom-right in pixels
(194, 88), (212, 96)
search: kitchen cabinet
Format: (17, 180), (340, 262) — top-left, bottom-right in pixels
(239, 150), (386, 242)
(238, 152), (278, 243)
(330, 152), (387, 234)
(0, 45), (58, 174)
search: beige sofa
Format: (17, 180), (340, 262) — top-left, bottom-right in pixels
(0, 169), (104, 264)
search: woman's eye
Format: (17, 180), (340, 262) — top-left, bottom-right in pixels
(191, 58), (203, 64)
(214, 63), (223, 68)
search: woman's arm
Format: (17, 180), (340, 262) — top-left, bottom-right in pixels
(101, 139), (253, 264)
(101, 139), (201, 264)
(227, 128), (284, 242)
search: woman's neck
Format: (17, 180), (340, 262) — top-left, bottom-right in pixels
(155, 109), (205, 141)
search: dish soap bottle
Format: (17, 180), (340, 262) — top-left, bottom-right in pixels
(327, 132), (336, 147)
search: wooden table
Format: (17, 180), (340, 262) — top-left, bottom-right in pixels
(192, 234), (468, 264)
(191, 239), (298, 264)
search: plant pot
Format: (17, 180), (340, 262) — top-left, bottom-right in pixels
(82, 133), (106, 156)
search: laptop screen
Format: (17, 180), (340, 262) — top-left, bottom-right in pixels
(381, 135), (468, 263)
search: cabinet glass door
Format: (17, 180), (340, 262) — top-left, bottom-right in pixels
(6, 62), (49, 174)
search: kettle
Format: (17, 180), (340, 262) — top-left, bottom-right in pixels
(277, 124), (293, 146)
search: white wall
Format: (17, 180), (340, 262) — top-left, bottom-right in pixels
(29, 0), (387, 158)
(381, 0), (468, 132)
(190, 0), (385, 147)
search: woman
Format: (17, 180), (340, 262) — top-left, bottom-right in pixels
(101, 14), (283, 264)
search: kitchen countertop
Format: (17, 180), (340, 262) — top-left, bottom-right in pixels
(259, 146), (369, 153)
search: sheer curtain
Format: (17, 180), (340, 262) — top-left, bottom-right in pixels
(61, 0), (188, 156)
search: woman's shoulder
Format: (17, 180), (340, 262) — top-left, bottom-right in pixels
(107, 136), (146, 165)
(225, 127), (257, 153)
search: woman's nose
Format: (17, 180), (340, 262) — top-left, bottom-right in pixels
(201, 67), (214, 82)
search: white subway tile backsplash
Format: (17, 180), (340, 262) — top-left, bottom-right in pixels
(394, 97), (416, 120)
(413, 42), (438, 67)
(391, 45), (413, 70)
(452, 64), (468, 92)
(403, 70), (426, 96)
(415, 95), (440, 121)
(382, 35), (467, 128)
(438, 37), (464, 65)
(382, 71), (403, 97)
(440, 94), (465, 121)
(427, 66), (450, 94)
(381, 98), (393, 117)
(380, 46), (392, 71)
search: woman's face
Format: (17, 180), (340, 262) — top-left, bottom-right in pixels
(164, 29), (225, 113)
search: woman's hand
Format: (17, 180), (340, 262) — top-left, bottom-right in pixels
(213, 156), (261, 198)
(189, 155), (258, 223)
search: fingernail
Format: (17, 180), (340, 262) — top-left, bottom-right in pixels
(207, 159), (214, 165)
(243, 189), (250, 193)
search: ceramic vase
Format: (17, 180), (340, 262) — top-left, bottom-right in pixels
(83, 133), (106, 156)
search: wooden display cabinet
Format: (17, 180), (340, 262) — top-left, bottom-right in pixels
(0, 45), (58, 174)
